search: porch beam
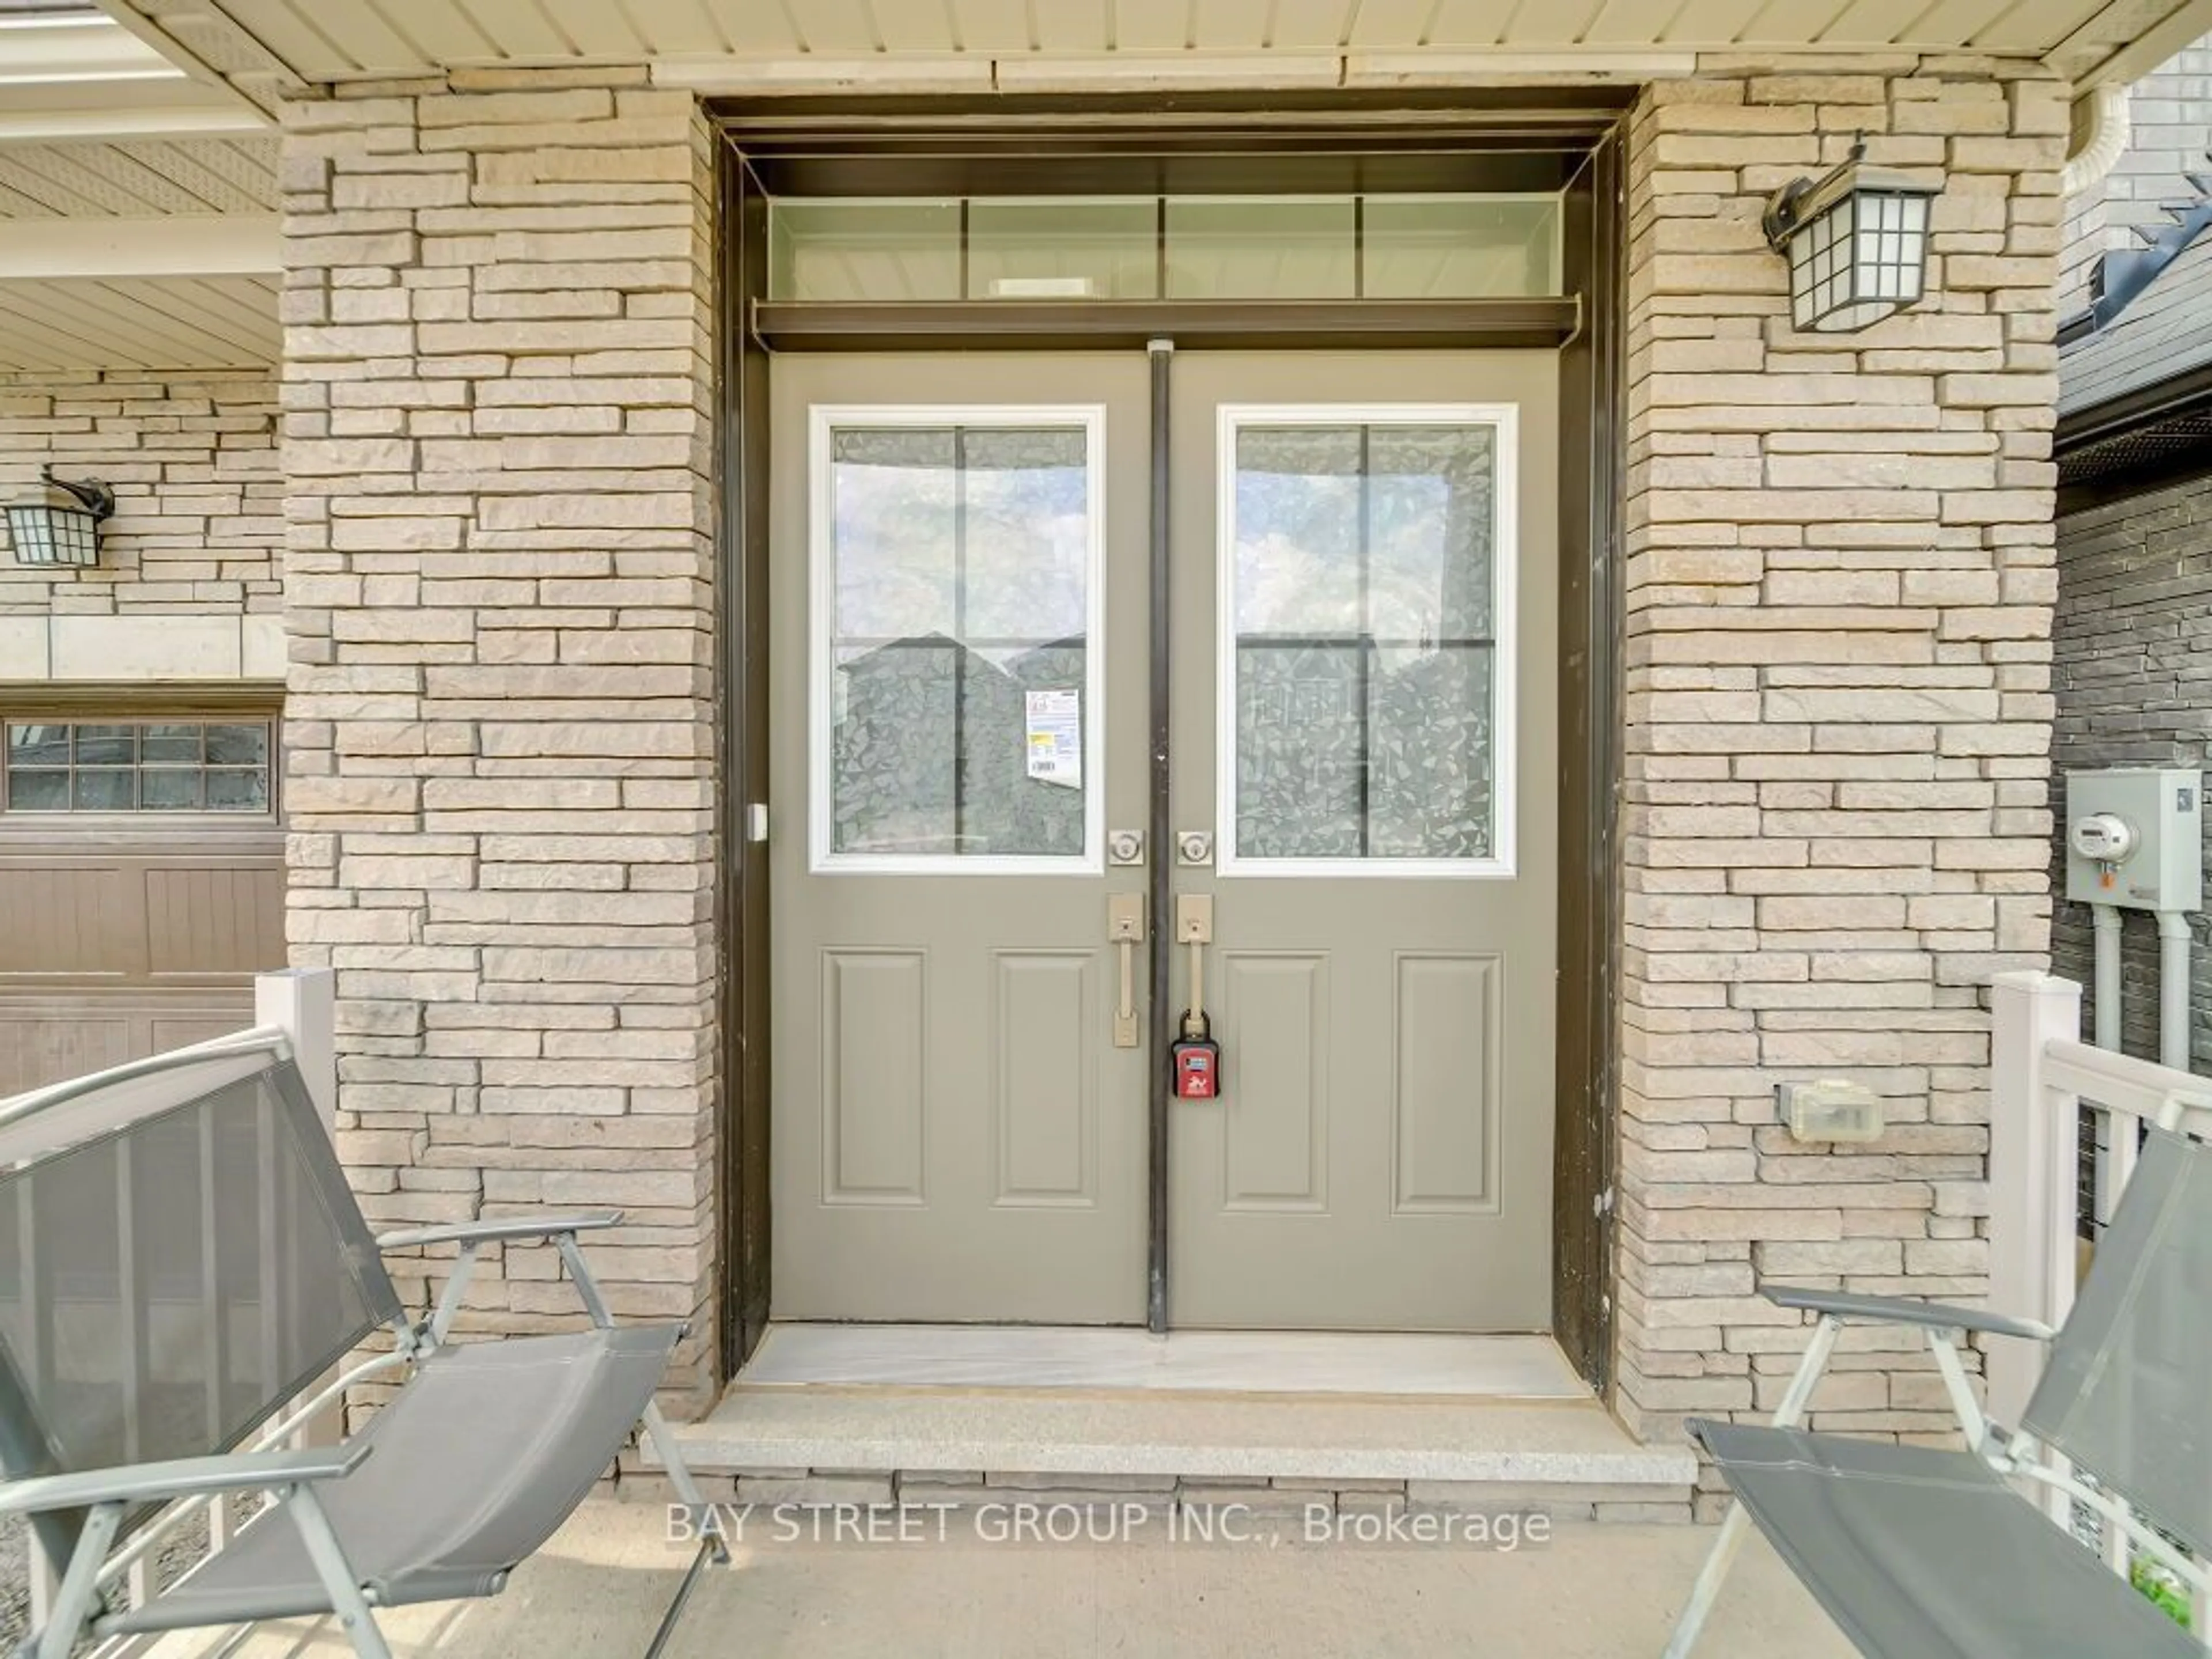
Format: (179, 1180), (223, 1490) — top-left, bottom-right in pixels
(0, 217), (278, 281)
(752, 297), (1581, 353)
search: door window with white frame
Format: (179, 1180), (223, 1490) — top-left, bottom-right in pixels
(812, 407), (1105, 872)
(1219, 406), (1516, 877)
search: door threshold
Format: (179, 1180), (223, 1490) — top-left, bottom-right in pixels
(738, 1323), (1586, 1401)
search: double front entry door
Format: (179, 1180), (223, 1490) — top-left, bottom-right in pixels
(769, 350), (1558, 1331)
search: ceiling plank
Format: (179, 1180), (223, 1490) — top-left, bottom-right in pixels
(373, 0), (504, 63)
(1815, 0), (1930, 44)
(1345, 0), (1434, 46)
(462, 0), (585, 59)
(1899, 0), (2016, 48)
(111, 139), (273, 214)
(949, 0), (1033, 50)
(1423, 0), (1514, 45)
(217, 0), (361, 79)
(1031, 0), (1111, 49)
(1191, 0), (1269, 48)
(300, 0), (429, 74)
(1500, 0), (1607, 41)
(1975, 0), (2106, 45)
(865, 0), (950, 51)
(1658, 0), (1777, 42)
(787, 0), (884, 52)
(690, 0), (795, 54)
(1112, 0), (1192, 50)
(535, 0), (647, 57)
(11, 278), (226, 366)
(1265, 0), (1355, 47)
(1736, 0), (1860, 46)
(1584, 0), (1692, 43)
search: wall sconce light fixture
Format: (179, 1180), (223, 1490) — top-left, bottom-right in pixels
(6, 468), (115, 569)
(1764, 139), (1941, 334)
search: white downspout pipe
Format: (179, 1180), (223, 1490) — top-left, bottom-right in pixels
(2092, 903), (2124, 1050)
(2156, 911), (2192, 1073)
(2062, 82), (2132, 198)
(2090, 903), (2127, 1223)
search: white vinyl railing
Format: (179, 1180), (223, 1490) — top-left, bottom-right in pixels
(1989, 969), (2212, 1428)
(1990, 968), (2212, 1641)
(3, 968), (338, 1654)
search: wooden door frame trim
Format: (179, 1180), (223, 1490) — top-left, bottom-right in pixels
(710, 102), (1626, 1389)
(1550, 128), (1624, 1395)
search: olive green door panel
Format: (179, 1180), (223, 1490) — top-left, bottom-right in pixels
(769, 354), (1150, 1324)
(1165, 351), (1559, 1331)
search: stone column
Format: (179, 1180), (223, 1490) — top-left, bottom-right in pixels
(278, 72), (720, 1410)
(1616, 60), (2066, 1480)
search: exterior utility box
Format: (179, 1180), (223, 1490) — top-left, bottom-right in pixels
(2065, 769), (2205, 912)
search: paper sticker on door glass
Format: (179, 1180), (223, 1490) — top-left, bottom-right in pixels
(824, 422), (1093, 858)
(1025, 689), (1082, 789)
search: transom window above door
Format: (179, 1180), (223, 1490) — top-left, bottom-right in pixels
(810, 406), (1105, 873)
(768, 193), (1563, 304)
(1219, 406), (1516, 878)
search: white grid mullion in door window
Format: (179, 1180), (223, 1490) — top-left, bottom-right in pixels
(808, 403), (1108, 876)
(1215, 403), (1517, 881)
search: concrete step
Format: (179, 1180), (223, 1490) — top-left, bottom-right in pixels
(645, 1384), (1696, 1522)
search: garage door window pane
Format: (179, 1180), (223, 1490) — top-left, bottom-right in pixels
(206, 725), (267, 767)
(8, 725), (67, 768)
(74, 770), (134, 810)
(141, 770), (203, 811)
(5, 771), (66, 811)
(2, 720), (274, 817)
(75, 726), (135, 766)
(141, 725), (202, 765)
(206, 770), (268, 813)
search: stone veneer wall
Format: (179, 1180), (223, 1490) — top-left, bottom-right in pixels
(1618, 63), (2063, 1484)
(278, 73), (721, 1410)
(0, 372), (283, 674)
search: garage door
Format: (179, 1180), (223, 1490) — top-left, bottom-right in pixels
(0, 700), (285, 1097)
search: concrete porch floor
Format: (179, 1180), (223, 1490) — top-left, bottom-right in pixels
(144, 1499), (1855, 1658)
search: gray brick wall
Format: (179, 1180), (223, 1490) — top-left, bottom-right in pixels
(2051, 473), (2212, 1071)
(2059, 35), (2212, 316)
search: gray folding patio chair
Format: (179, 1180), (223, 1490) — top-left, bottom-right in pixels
(1664, 1122), (2212, 1658)
(0, 1031), (725, 1659)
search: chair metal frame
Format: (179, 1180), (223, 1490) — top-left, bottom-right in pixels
(1663, 1104), (2212, 1658)
(0, 1035), (728, 1659)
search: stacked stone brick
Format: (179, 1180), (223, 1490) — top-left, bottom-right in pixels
(276, 74), (721, 1410)
(1618, 62), (2064, 1497)
(0, 370), (280, 618)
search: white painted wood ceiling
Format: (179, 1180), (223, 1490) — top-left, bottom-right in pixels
(0, 274), (278, 368)
(96, 0), (2212, 97)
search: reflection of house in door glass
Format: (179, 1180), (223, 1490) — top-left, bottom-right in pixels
(828, 422), (1090, 858)
(1233, 422), (1495, 860)
(833, 635), (1087, 857)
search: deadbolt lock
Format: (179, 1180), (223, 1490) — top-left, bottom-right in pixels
(1108, 829), (1145, 866)
(1176, 830), (1213, 867)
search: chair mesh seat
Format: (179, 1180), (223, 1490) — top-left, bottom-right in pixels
(112, 1325), (682, 1634)
(1690, 1420), (2200, 1659)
